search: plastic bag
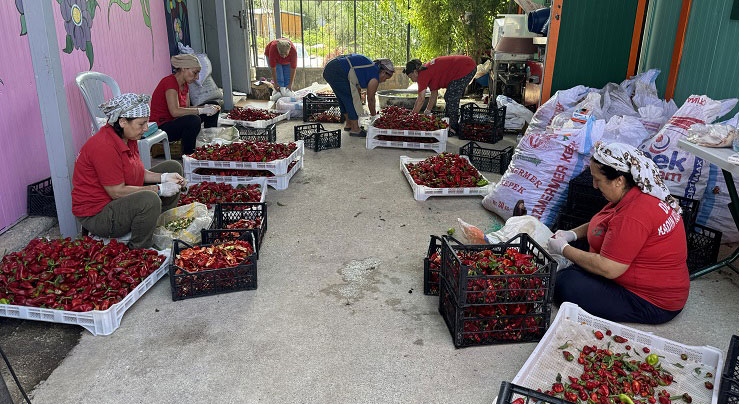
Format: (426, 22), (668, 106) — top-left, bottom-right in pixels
(686, 123), (738, 147)
(602, 115), (650, 147)
(528, 85), (590, 134)
(550, 92), (605, 129)
(497, 95), (534, 130)
(457, 218), (487, 244)
(190, 76), (223, 106)
(152, 202), (213, 250)
(620, 68), (660, 98)
(600, 83), (637, 120)
(195, 127), (239, 148)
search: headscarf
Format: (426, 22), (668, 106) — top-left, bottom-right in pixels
(171, 54), (201, 69)
(100, 93), (151, 125)
(276, 39), (292, 57)
(374, 58), (395, 74)
(402, 59), (426, 75)
(592, 142), (682, 214)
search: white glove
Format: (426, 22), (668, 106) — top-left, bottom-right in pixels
(157, 182), (180, 197)
(198, 105), (218, 116)
(161, 172), (185, 185)
(547, 236), (569, 256)
(553, 230), (578, 243)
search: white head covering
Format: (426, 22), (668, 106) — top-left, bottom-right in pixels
(276, 39), (291, 57)
(100, 93), (151, 125)
(171, 54), (201, 69)
(592, 142), (682, 214)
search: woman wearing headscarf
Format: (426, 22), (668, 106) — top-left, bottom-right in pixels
(264, 38), (298, 92)
(150, 54), (220, 155)
(403, 56), (477, 136)
(72, 93), (186, 249)
(322, 54), (395, 137)
(548, 142), (689, 324)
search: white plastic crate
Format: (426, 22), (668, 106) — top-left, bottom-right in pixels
(0, 250), (171, 336)
(183, 140), (304, 176)
(509, 302), (723, 404)
(183, 177), (267, 203)
(186, 158), (302, 190)
(367, 124), (449, 140)
(218, 110), (290, 128)
(367, 136), (446, 154)
(399, 155), (494, 201)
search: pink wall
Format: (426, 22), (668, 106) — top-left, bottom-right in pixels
(0, 1), (171, 232)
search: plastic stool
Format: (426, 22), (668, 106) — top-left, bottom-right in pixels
(138, 129), (171, 169)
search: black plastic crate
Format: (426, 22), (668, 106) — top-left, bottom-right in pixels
(686, 223), (722, 274)
(673, 194), (700, 228)
(438, 278), (551, 348)
(293, 123), (342, 152)
(170, 238), (257, 301)
(458, 103), (506, 144)
(237, 123), (277, 142)
(565, 170), (608, 220)
(423, 235), (443, 296)
(27, 177), (56, 217)
(202, 202), (267, 254)
(720, 335), (739, 404)
(495, 382), (570, 404)
(459, 141), (513, 174)
(303, 93), (344, 122)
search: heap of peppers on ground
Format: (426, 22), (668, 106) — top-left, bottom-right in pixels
(0, 237), (165, 312)
(372, 106), (448, 131)
(406, 153), (489, 188)
(540, 332), (713, 404)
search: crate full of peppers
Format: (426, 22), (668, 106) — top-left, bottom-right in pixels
(400, 154), (493, 201)
(423, 235), (443, 296)
(219, 107), (290, 128)
(170, 238), (258, 301)
(186, 158), (303, 191)
(177, 180), (266, 209)
(201, 202), (268, 255)
(0, 237), (169, 335)
(367, 106), (449, 153)
(438, 233), (556, 348)
(510, 302), (723, 404)
(183, 140), (304, 179)
(303, 93), (344, 123)
(458, 102), (506, 144)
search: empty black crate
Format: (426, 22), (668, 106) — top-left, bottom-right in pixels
(686, 223), (722, 274)
(720, 335), (739, 404)
(303, 93), (344, 122)
(673, 194), (700, 228)
(294, 123), (342, 152)
(237, 123), (276, 142)
(423, 235), (443, 296)
(565, 170), (607, 219)
(27, 177), (56, 217)
(202, 202), (267, 253)
(459, 141), (513, 174)
(439, 234), (556, 348)
(458, 103), (506, 144)
(495, 382), (570, 404)
(170, 238), (257, 301)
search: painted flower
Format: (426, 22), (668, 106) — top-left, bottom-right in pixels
(16, 0), (23, 14)
(60, 0), (92, 51)
(174, 18), (183, 41)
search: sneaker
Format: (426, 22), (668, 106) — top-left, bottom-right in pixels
(349, 129), (367, 137)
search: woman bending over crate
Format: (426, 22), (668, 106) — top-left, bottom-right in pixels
(149, 54), (220, 155)
(322, 55), (395, 137)
(72, 93), (185, 249)
(403, 55), (477, 136)
(548, 142), (689, 325)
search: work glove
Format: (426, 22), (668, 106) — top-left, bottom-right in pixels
(547, 236), (569, 256)
(161, 173), (185, 185)
(157, 182), (180, 197)
(198, 105), (219, 116)
(553, 230), (578, 243)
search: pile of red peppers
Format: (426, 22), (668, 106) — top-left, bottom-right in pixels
(174, 240), (254, 274)
(405, 153), (489, 188)
(375, 135), (440, 144)
(373, 106), (448, 131)
(226, 107), (280, 121)
(460, 123), (496, 142)
(0, 237), (165, 312)
(178, 182), (262, 208)
(193, 160), (299, 179)
(189, 141), (297, 163)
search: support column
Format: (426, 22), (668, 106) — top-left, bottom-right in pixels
(273, 0), (282, 38)
(24, 1), (78, 237)
(215, 0), (234, 110)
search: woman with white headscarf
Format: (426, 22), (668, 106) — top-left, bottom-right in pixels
(72, 93), (185, 249)
(150, 54), (221, 155)
(548, 142), (689, 324)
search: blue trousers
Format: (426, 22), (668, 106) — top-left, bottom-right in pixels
(322, 58), (357, 120)
(268, 61), (292, 88)
(554, 264), (682, 324)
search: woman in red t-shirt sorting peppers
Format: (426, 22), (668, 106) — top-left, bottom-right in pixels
(72, 93), (186, 249)
(548, 142), (689, 324)
(403, 55), (477, 136)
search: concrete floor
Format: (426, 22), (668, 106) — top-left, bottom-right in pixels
(1, 117), (738, 404)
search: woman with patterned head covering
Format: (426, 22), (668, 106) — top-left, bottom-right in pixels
(264, 38), (298, 92)
(150, 54), (221, 155)
(548, 141), (689, 324)
(72, 93), (186, 249)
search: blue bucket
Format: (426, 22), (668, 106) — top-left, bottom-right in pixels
(527, 7), (550, 35)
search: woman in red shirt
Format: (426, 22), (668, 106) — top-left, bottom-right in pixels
(73, 93), (186, 249)
(264, 38), (297, 93)
(150, 54), (220, 155)
(548, 142), (689, 324)
(403, 55), (477, 136)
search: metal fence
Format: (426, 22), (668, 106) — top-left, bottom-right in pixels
(248, 0), (419, 68)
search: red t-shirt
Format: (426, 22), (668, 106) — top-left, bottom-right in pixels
(417, 55), (477, 92)
(150, 74), (188, 125)
(72, 126), (146, 217)
(587, 187), (689, 311)
(264, 39), (298, 69)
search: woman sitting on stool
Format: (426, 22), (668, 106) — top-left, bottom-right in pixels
(150, 54), (220, 155)
(548, 142), (689, 324)
(73, 93), (186, 249)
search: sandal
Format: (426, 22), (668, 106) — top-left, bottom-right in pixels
(349, 129), (367, 137)
(345, 126), (364, 132)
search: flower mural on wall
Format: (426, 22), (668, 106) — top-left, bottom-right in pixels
(59, 0), (99, 69)
(109, 0), (155, 58)
(164, 0), (189, 56)
(16, 0), (27, 36)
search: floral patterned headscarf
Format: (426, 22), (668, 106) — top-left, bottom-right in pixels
(100, 93), (151, 124)
(592, 142), (682, 214)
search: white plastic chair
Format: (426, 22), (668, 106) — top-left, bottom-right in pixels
(75, 72), (171, 169)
